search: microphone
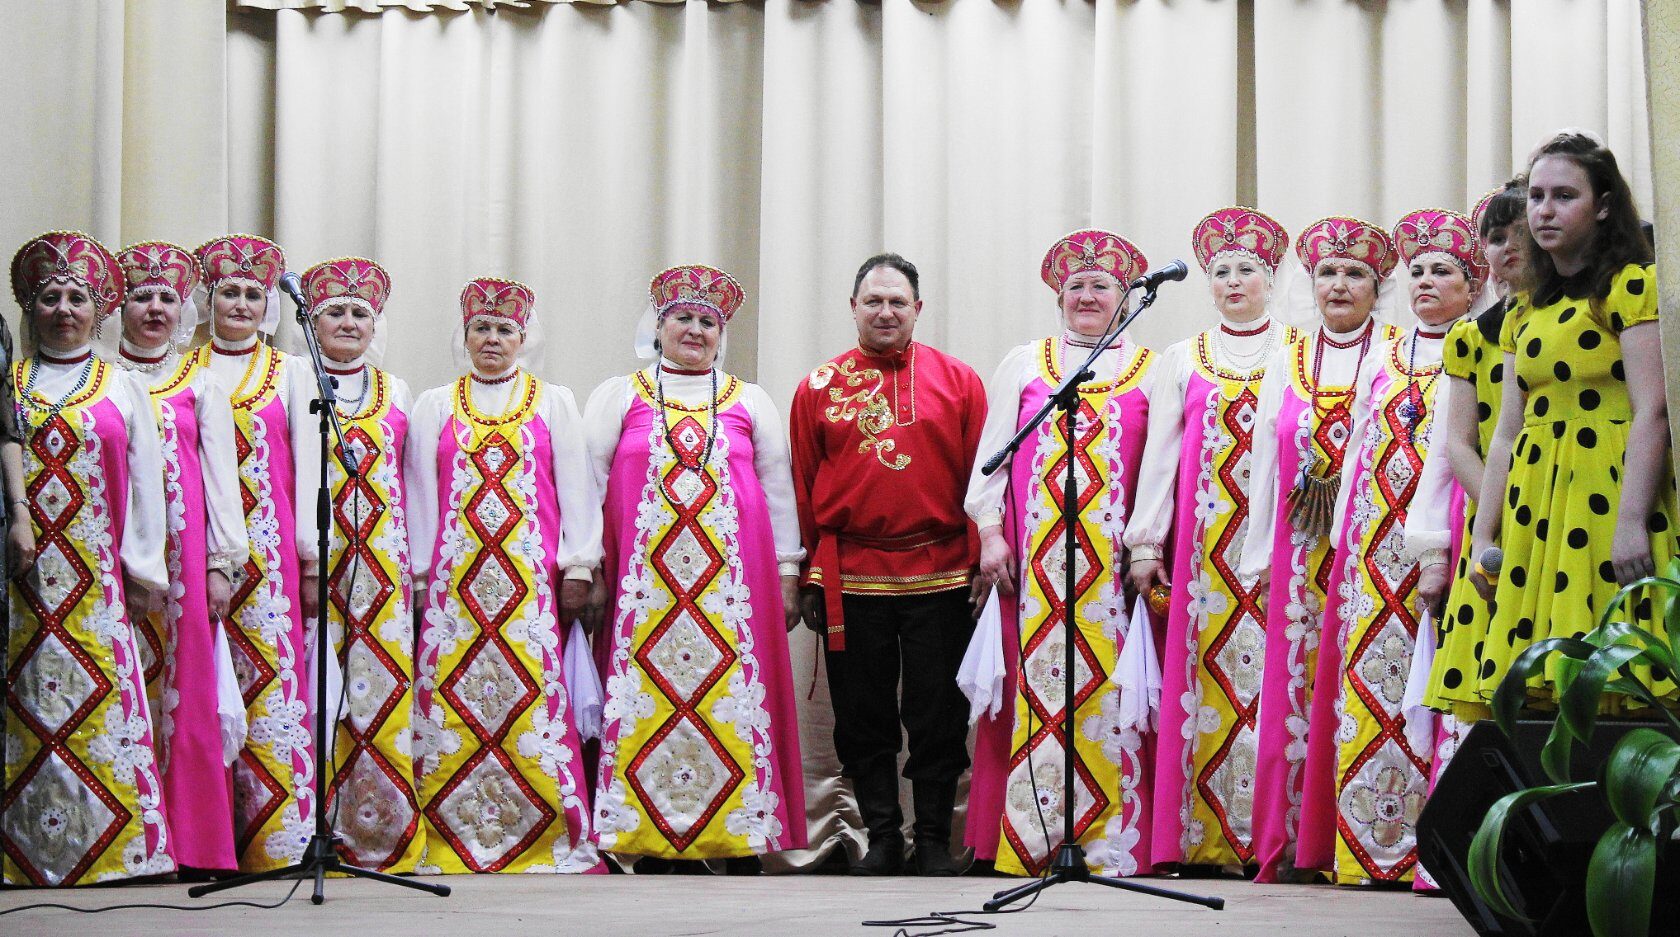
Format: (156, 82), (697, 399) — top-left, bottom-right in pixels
(1131, 259), (1188, 292)
(1475, 546), (1503, 584)
(279, 271), (309, 314)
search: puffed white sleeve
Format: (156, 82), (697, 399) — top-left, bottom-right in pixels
(1236, 346), (1289, 580)
(1328, 343), (1385, 546)
(390, 375), (414, 423)
(1402, 377), (1455, 562)
(1123, 340), (1191, 559)
(118, 372), (169, 593)
(404, 386), (448, 587)
(544, 383), (603, 581)
(964, 344), (1035, 530)
(581, 375), (633, 505)
(740, 381), (807, 575)
(284, 355), (322, 574)
(193, 368), (249, 573)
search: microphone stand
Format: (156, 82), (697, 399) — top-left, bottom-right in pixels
(190, 296), (450, 905)
(980, 280), (1223, 914)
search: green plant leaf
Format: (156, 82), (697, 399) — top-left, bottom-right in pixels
(1560, 642), (1647, 745)
(1493, 637), (1594, 736)
(1585, 823), (1656, 937)
(1602, 728), (1680, 830)
(1592, 617), (1680, 676)
(1469, 782), (1595, 922)
(1541, 724), (1579, 783)
(1602, 576), (1680, 625)
(1603, 678), (1680, 737)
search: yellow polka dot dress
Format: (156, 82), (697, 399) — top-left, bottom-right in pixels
(1423, 309), (1506, 718)
(1471, 263), (1677, 706)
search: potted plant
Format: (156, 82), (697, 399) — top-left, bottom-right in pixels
(1468, 560), (1680, 936)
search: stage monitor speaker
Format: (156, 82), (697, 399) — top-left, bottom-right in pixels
(1416, 718), (1678, 937)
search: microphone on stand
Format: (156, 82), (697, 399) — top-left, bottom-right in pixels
(279, 271), (309, 322)
(1131, 259), (1189, 293)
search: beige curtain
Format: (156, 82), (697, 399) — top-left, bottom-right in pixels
(1645, 3), (1680, 462)
(0, 0), (1657, 869)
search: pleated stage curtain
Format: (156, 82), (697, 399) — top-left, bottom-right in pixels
(0, 0), (1661, 871)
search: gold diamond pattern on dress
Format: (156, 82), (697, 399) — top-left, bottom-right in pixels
(631, 717), (732, 842)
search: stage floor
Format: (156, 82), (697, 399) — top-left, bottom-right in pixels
(1, 872), (1476, 936)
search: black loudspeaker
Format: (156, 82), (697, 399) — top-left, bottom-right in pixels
(1416, 718), (1679, 937)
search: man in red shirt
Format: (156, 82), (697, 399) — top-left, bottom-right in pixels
(790, 253), (986, 876)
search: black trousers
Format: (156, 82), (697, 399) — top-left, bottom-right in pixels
(825, 588), (975, 783)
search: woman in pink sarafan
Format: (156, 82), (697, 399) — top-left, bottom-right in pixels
(189, 233), (321, 873)
(965, 229), (1159, 878)
(583, 264), (807, 875)
(110, 240), (249, 874)
(3, 231), (173, 885)
(1125, 208), (1299, 872)
(1302, 209), (1485, 886)
(1239, 217), (1400, 882)
(405, 277), (602, 874)
(300, 257), (424, 873)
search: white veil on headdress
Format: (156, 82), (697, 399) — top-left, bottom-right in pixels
(450, 304), (546, 374)
(196, 278), (284, 343)
(97, 287), (199, 362)
(1273, 254), (1411, 332)
(632, 301), (730, 366)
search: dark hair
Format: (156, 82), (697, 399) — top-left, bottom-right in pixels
(1478, 175), (1527, 240)
(852, 252), (919, 300)
(1473, 176), (1529, 343)
(1521, 132), (1653, 306)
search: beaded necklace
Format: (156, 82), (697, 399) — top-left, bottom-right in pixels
(1211, 317), (1279, 372)
(1397, 324), (1448, 440)
(19, 354), (98, 427)
(1309, 318), (1376, 400)
(654, 365), (720, 471)
(118, 342), (175, 375)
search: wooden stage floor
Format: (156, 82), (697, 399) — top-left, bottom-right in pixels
(0, 873), (1478, 937)
(1, 872), (1477, 936)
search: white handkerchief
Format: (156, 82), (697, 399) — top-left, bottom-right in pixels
(958, 591), (1006, 724)
(1114, 595), (1162, 733)
(1402, 609), (1439, 758)
(564, 620), (604, 742)
(213, 622), (248, 766)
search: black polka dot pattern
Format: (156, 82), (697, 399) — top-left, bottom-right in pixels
(1428, 264), (1679, 715)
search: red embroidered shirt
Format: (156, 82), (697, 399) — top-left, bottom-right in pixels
(789, 341), (986, 649)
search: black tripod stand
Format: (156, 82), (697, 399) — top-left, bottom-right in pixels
(189, 276), (450, 906)
(978, 268), (1222, 914)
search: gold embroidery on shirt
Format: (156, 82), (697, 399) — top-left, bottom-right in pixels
(822, 358), (911, 470)
(808, 363), (836, 390)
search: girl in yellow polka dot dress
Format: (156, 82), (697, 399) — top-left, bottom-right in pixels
(1417, 179), (1527, 719)
(1468, 131), (1676, 708)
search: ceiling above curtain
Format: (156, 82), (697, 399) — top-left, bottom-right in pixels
(232, 0), (747, 10)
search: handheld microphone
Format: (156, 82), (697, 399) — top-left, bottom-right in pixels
(1131, 259), (1188, 292)
(1475, 546), (1503, 584)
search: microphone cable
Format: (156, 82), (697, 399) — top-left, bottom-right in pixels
(2, 383), (380, 919)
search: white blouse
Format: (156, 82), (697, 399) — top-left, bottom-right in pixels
(1235, 321), (1389, 581)
(116, 340), (249, 573)
(1401, 375), (1459, 562)
(25, 346), (168, 592)
(203, 333), (321, 575)
(964, 332), (1158, 531)
(581, 360), (805, 577)
(405, 367), (602, 586)
(1124, 316), (1290, 560)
